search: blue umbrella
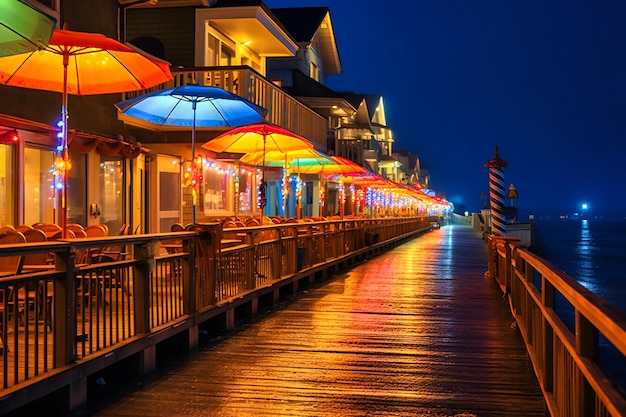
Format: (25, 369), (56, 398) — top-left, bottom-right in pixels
(115, 84), (268, 223)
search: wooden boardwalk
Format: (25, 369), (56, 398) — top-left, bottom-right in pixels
(85, 225), (546, 417)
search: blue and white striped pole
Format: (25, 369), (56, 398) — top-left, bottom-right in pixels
(484, 146), (508, 236)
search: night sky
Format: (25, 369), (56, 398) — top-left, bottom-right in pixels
(267, 0), (626, 217)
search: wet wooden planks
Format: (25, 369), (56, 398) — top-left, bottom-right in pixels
(89, 225), (546, 417)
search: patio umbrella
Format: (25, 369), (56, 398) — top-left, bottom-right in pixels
(0, 0), (56, 57)
(0, 28), (173, 237)
(240, 148), (335, 219)
(115, 85), (268, 223)
(202, 122), (314, 210)
(239, 148), (333, 169)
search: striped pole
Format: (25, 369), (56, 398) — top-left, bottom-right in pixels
(484, 146), (508, 236)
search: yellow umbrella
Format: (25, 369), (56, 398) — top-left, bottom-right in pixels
(202, 122), (313, 155)
(202, 122), (314, 210)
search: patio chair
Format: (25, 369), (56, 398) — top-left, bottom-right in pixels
(18, 228), (53, 330)
(0, 230), (26, 276)
(0, 225), (16, 234)
(32, 223), (62, 239)
(16, 224), (33, 233)
(0, 230), (26, 348)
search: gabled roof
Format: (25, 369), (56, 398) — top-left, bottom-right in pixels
(271, 7), (342, 74)
(196, 0), (299, 57)
(271, 7), (327, 44)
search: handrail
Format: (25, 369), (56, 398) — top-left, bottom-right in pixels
(0, 216), (436, 410)
(487, 235), (626, 417)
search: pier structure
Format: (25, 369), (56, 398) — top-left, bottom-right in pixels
(1, 219), (625, 416)
(84, 225), (547, 417)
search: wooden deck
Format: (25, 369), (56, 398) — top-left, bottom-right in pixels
(84, 225), (546, 417)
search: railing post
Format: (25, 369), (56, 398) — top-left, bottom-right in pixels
(54, 246), (76, 366)
(524, 258), (534, 346)
(575, 312), (598, 417)
(183, 236), (196, 314)
(542, 276), (555, 394)
(504, 242), (512, 296)
(486, 236), (496, 280)
(133, 241), (155, 334)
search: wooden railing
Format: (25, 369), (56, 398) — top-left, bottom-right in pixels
(0, 216), (436, 413)
(487, 235), (626, 417)
(123, 65), (328, 148)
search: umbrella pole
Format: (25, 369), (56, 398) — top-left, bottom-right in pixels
(61, 53), (69, 239)
(191, 100), (197, 225)
(260, 135), (266, 221)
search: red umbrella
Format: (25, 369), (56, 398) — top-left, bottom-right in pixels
(0, 29), (173, 236)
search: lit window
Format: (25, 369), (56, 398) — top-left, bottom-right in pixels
(310, 62), (319, 82)
(202, 161), (234, 214)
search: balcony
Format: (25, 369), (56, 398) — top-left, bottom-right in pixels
(124, 66), (327, 149)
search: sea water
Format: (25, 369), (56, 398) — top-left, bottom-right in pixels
(530, 218), (626, 396)
(531, 218), (626, 315)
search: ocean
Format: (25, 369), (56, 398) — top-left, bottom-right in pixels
(531, 218), (626, 315)
(530, 218), (626, 396)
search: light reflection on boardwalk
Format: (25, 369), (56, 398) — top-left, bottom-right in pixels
(87, 225), (545, 417)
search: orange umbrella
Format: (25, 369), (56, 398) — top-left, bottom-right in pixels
(0, 29), (173, 237)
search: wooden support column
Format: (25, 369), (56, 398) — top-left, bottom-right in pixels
(542, 276), (555, 394)
(575, 312), (598, 417)
(225, 306), (235, 330)
(134, 241), (156, 377)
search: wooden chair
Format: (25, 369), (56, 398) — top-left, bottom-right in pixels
(65, 223), (85, 232)
(0, 230), (26, 276)
(0, 230), (26, 348)
(162, 223), (184, 254)
(118, 224), (130, 236)
(48, 229), (76, 240)
(71, 229), (87, 238)
(0, 225), (16, 234)
(32, 223), (62, 239)
(16, 224), (33, 233)
(84, 224), (107, 238)
(245, 218), (260, 227)
(67, 223), (85, 235)
(99, 224), (109, 236)
(22, 229), (50, 268)
(19, 228), (53, 330)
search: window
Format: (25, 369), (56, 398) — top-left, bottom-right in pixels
(202, 161), (234, 215)
(310, 62), (319, 82)
(237, 167), (257, 216)
(0, 144), (15, 226)
(66, 151), (86, 227)
(220, 43), (234, 66)
(206, 31), (236, 67)
(100, 156), (124, 235)
(23, 146), (55, 226)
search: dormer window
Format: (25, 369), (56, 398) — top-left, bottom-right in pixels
(310, 62), (319, 82)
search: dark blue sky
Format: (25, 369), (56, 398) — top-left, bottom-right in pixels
(268, 0), (626, 216)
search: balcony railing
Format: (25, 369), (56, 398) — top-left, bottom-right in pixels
(124, 66), (328, 149)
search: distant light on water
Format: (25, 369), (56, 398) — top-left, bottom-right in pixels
(576, 219), (599, 294)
